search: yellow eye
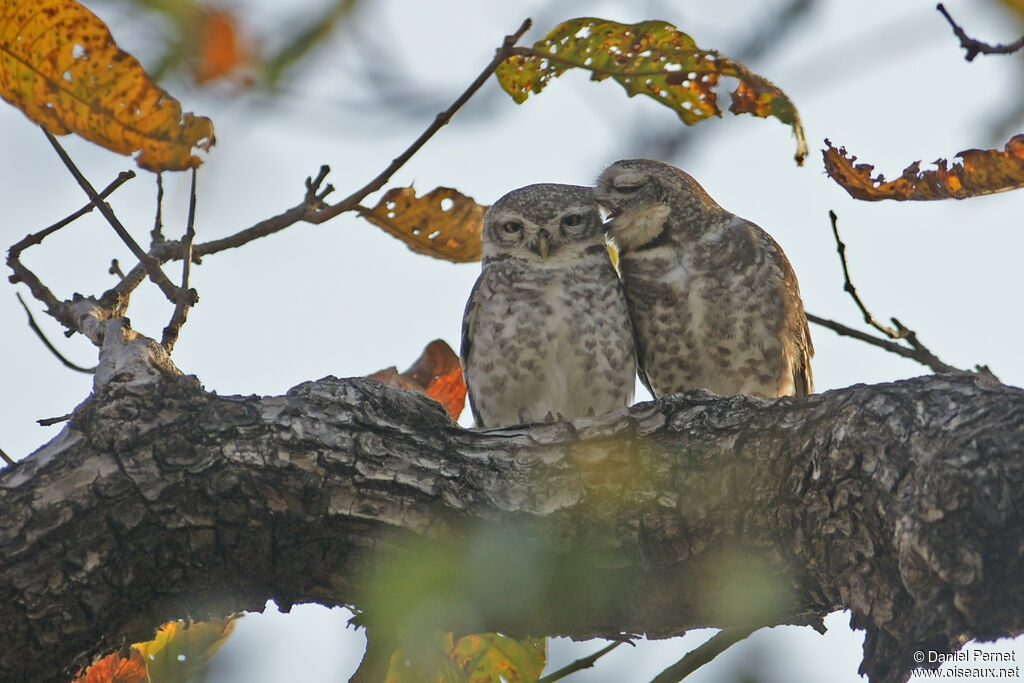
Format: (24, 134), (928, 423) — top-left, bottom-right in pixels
(501, 221), (523, 234)
(561, 213), (583, 227)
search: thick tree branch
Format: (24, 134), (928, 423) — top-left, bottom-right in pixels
(0, 362), (1020, 683)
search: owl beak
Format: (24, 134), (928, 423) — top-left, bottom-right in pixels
(537, 230), (550, 259)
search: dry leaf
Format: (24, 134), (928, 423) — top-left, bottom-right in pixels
(0, 0), (215, 171)
(823, 135), (1024, 201)
(368, 339), (467, 420)
(360, 186), (486, 262)
(497, 17), (807, 165)
(452, 634), (547, 683)
(71, 650), (147, 683)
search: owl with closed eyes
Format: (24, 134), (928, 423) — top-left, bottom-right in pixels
(461, 183), (636, 428)
(594, 159), (813, 399)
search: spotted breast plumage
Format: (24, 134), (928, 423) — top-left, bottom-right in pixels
(594, 159), (813, 399)
(461, 183), (637, 428)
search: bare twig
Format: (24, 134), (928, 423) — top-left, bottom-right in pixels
(188, 18), (534, 258)
(108, 259), (126, 280)
(152, 172), (165, 245)
(810, 211), (976, 376)
(161, 167), (200, 351)
(936, 3), (1024, 61)
(37, 413), (73, 426)
(0, 446), (14, 467)
(649, 627), (756, 683)
(827, 210), (904, 339)
(8, 171), (135, 260)
(537, 640), (628, 683)
(7, 172), (135, 331)
(42, 128), (181, 301)
(15, 294), (95, 374)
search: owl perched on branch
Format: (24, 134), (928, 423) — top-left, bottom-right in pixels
(594, 159), (813, 399)
(461, 184), (636, 428)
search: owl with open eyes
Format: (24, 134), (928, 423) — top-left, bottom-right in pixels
(460, 183), (636, 428)
(594, 159), (813, 399)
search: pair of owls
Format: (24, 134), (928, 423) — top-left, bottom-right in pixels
(461, 159), (814, 429)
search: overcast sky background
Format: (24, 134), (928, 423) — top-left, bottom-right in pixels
(2, 0), (1023, 680)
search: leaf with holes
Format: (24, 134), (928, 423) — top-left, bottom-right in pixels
(359, 186), (486, 262)
(368, 339), (467, 420)
(497, 17), (807, 164)
(823, 135), (1024, 200)
(0, 0), (215, 171)
(452, 634), (546, 683)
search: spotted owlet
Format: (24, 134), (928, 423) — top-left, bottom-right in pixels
(460, 184), (637, 428)
(594, 159), (813, 399)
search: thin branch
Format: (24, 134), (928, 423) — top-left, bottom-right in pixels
(37, 413), (73, 426)
(188, 18), (533, 258)
(936, 3), (1024, 62)
(108, 259), (126, 280)
(538, 640), (628, 683)
(827, 210), (903, 339)
(15, 294), (96, 374)
(8, 171), (135, 259)
(817, 211), (970, 376)
(649, 627), (756, 683)
(806, 312), (955, 374)
(0, 446), (14, 467)
(161, 167), (200, 352)
(7, 172), (134, 332)
(152, 172), (165, 245)
(42, 128), (181, 302)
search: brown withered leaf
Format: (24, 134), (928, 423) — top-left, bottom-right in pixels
(0, 0), (215, 171)
(823, 135), (1024, 201)
(368, 339), (466, 420)
(359, 186), (485, 262)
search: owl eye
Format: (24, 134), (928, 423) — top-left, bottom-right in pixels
(561, 213), (584, 228)
(613, 181), (643, 194)
(501, 221), (523, 235)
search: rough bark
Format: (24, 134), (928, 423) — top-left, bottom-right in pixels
(1, 368), (1022, 683)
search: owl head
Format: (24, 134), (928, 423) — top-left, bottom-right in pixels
(482, 184), (604, 264)
(594, 159), (719, 252)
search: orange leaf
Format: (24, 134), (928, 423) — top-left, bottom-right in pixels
(368, 339), (467, 420)
(823, 135), (1024, 201)
(0, 0), (215, 171)
(359, 186), (486, 263)
(192, 9), (256, 84)
(72, 650), (147, 683)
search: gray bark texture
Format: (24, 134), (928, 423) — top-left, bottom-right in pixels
(1, 369), (1022, 683)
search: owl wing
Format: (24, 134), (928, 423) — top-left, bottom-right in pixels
(460, 273), (486, 427)
(772, 229), (814, 397)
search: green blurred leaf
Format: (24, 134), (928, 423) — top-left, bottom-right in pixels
(496, 17), (807, 164)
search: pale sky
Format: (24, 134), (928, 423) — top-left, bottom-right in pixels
(2, 0), (1022, 680)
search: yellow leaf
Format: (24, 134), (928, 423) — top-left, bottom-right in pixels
(823, 135), (1024, 201)
(452, 633), (546, 683)
(497, 18), (807, 165)
(133, 618), (237, 682)
(359, 186), (486, 262)
(0, 0), (215, 171)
